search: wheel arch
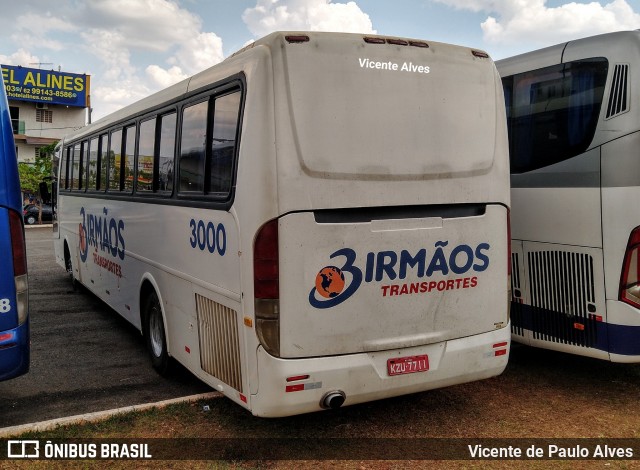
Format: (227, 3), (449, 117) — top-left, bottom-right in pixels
(138, 274), (171, 356)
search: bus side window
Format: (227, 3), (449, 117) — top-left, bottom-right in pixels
(108, 129), (123, 192)
(137, 118), (155, 193)
(81, 140), (89, 191)
(88, 137), (99, 190)
(179, 100), (208, 193)
(98, 134), (108, 191)
(123, 125), (136, 193)
(210, 91), (240, 196)
(158, 112), (176, 194)
(71, 144), (80, 190)
(61, 147), (69, 190)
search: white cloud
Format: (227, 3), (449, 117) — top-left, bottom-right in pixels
(52, 0), (225, 119)
(433, 0), (640, 46)
(0, 49), (41, 67)
(243, 0), (375, 38)
(82, 0), (204, 52)
(12, 12), (76, 51)
(168, 32), (225, 76)
(145, 64), (188, 89)
(15, 12), (76, 35)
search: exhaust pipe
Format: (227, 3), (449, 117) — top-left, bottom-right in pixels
(321, 391), (346, 410)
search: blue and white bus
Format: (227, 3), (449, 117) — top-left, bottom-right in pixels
(498, 30), (640, 362)
(0, 74), (29, 380)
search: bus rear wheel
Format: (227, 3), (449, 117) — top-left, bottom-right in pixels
(143, 291), (171, 375)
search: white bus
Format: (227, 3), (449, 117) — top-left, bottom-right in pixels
(54, 31), (511, 417)
(498, 30), (640, 362)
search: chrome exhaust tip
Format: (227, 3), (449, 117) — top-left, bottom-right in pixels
(321, 391), (346, 410)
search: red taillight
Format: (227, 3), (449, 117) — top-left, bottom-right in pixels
(9, 210), (27, 277)
(619, 226), (640, 308)
(254, 219), (279, 300)
(0, 332), (14, 342)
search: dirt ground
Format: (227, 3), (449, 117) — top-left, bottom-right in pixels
(6, 342), (640, 469)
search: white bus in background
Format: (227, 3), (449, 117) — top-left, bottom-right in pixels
(54, 31), (511, 417)
(498, 30), (640, 362)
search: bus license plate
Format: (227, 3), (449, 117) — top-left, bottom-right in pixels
(387, 355), (429, 376)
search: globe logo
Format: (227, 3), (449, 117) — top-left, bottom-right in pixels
(315, 266), (346, 299)
(79, 222), (87, 256)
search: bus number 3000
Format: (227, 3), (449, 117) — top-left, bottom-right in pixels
(189, 219), (227, 256)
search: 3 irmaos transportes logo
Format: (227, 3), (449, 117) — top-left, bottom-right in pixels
(308, 242), (492, 310)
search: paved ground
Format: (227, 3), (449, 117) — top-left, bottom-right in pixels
(0, 226), (211, 429)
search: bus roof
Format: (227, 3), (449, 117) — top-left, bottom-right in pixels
(496, 30), (640, 77)
(65, 31), (495, 144)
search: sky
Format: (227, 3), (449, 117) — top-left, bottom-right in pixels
(1, 0), (639, 121)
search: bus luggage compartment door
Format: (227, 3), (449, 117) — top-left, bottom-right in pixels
(277, 204), (509, 358)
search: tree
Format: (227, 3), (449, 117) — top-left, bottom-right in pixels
(18, 142), (57, 223)
(19, 143), (55, 194)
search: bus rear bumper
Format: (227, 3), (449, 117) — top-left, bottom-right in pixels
(250, 325), (510, 417)
(0, 321), (30, 381)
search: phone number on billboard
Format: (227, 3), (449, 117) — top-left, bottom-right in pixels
(22, 88), (78, 98)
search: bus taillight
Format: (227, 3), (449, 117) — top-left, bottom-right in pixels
(254, 219), (280, 357)
(9, 209), (28, 325)
(619, 226), (640, 309)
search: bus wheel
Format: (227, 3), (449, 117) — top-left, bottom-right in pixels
(63, 242), (77, 291)
(64, 242), (72, 273)
(144, 291), (171, 375)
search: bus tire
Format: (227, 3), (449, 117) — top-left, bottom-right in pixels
(63, 242), (78, 291)
(143, 290), (171, 375)
(25, 215), (37, 225)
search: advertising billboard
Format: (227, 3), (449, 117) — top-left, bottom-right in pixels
(1, 65), (89, 108)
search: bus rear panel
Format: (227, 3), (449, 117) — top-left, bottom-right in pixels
(249, 33), (511, 415)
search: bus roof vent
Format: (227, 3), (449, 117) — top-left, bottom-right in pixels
(605, 64), (629, 119)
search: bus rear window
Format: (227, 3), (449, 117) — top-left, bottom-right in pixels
(502, 58), (608, 174)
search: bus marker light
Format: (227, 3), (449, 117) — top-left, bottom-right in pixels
(185, 346), (191, 354)
(243, 317), (253, 328)
(285, 35), (309, 43)
(387, 38), (408, 46)
(286, 374), (310, 382)
(364, 37), (385, 44)
(493, 342), (508, 357)
(0, 332), (14, 342)
(472, 50), (490, 58)
(240, 394), (247, 403)
(574, 323), (585, 331)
